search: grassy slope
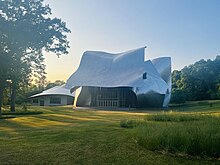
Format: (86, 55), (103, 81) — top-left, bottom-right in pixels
(0, 102), (220, 165)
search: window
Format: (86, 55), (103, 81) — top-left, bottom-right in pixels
(143, 72), (147, 79)
(50, 97), (61, 104)
(33, 99), (38, 104)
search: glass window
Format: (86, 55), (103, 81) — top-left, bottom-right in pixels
(143, 72), (147, 79)
(50, 97), (61, 104)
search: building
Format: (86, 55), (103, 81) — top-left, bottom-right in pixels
(65, 47), (171, 108)
(30, 85), (74, 106)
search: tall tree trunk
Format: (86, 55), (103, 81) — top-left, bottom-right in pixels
(0, 86), (3, 115)
(10, 82), (16, 112)
(0, 79), (6, 115)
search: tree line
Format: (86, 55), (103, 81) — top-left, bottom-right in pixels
(171, 56), (220, 104)
(0, 0), (70, 114)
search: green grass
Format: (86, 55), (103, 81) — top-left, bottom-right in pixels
(145, 112), (201, 122)
(120, 101), (220, 159)
(135, 114), (220, 158)
(0, 101), (220, 164)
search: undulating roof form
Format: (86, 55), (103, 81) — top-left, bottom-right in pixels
(30, 85), (75, 98)
(66, 47), (171, 107)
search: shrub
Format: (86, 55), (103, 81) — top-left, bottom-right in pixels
(0, 116), (15, 119)
(120, 119), (143, 128)
(120, 120), (136, 128)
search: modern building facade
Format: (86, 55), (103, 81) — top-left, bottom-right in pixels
(30, 85), (74, 106)
(66, 47), (171, 108)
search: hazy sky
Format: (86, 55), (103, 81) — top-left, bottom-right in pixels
(44, 0), (220, 82)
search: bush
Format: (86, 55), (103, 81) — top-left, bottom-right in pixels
(120, 119), (142, 128)
(120, 120), (135, 128)
(135, 114), (220, 158)
(2, 111), (42, 116)
(0, 116), (15, 119)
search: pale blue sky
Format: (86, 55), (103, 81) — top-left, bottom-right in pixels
(44, 0), (220, 81)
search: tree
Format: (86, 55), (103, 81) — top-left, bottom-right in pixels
(170, 89), (186, 104)
(172, 56), (220, 101)
(45, 80), (65, 90)
(0, 37), (13, 114)
(0, 0), (70, 112)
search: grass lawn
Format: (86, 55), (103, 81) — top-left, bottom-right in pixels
(0, 101), (220, 165)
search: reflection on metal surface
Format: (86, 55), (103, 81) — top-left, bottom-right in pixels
(66, 47), (171, 108)
(73, 87), (81, 109)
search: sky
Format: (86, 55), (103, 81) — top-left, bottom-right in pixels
(44, 0), (220, 82)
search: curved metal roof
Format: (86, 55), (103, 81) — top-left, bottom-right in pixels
(66, 47), (170, 94)
(30, 85), (74, 98)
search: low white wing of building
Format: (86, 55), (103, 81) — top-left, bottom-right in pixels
(30, 85), (74, 106)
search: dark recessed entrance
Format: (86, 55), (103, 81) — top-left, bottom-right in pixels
(77, 87), (137, 108)
(90, 87), (137, 108)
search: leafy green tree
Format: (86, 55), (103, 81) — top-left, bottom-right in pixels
(172, 56), (220, 102)
(0, 0), (70, 112)
(45, 80), (65, 90)
(0, 43), (13, 113)
(170, 89), (186, 104)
